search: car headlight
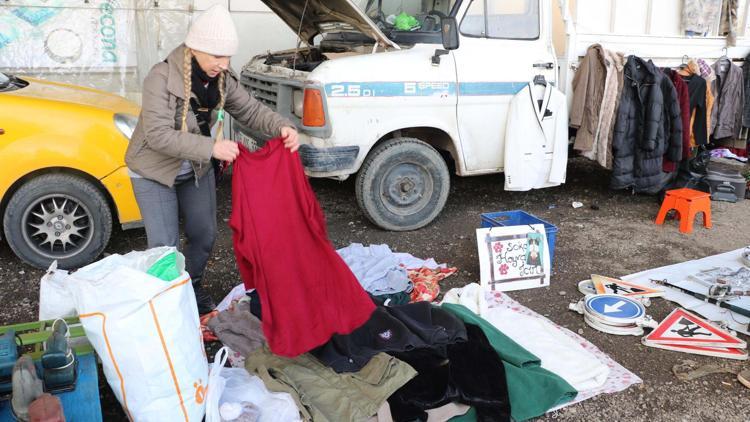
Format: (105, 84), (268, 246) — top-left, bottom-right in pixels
(114, 113), (138, 140)
(292, 90), (304, 118)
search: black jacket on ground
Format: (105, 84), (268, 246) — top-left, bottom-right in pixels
(310, 302), (468, 373)
(612, 56), (682, 193)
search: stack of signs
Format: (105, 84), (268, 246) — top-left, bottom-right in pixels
(575, 294), (656, 336)
(476, 224), (550, 292)
(642, 308), (748, 360)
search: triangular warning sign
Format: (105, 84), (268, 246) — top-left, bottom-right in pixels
(642, 339), (748, 360)
(643, 308), (747, 349)
(591, 274), (664, 298)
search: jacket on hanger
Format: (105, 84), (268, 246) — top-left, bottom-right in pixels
(711, 59), (744, 139)
(504, 83), (568, 191)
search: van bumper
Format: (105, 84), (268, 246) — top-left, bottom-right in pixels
(299, 144), (360, 173)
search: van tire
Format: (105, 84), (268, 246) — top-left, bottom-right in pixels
(356, 137), (450, 231)
(3, 174), (112, 270)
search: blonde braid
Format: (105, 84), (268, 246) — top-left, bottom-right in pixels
(180, 46), (192, 132)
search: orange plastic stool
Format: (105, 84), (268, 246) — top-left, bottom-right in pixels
(655, 188), (712, 233)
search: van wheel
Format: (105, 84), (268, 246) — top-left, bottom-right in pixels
(356, 137), (450, 231)
(3, 174), (112, 270)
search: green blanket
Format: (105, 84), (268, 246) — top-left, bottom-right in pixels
(442, 303), (577, 421)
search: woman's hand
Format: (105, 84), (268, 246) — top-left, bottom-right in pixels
(212, 139), (240, 162)
(280, 126), (300, 152)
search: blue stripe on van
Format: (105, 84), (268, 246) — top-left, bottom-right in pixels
(324, 81), (528, 97)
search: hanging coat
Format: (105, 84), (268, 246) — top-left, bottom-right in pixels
(680, 72), (709, 146)
(504, 83), (568, 191)
(570, 44), (607, 152)
(230, 139), (375, 357)
(662, 68), (691, 171)
(592, 49), (626, 170)
(711, 59), (745, 139)
(742, 52), (750, 127)
(612, 56), (681, 194)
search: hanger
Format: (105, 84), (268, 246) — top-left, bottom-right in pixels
(533, 74), (547, 87)
(678, 55), (689, 70)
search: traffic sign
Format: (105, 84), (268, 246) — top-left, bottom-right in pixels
(591, 274), (664, 298)
(642, 338), (748, 360)
(585, 294), (645, 324)
(643, 308), (747, 349)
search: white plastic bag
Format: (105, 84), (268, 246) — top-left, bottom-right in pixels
(39, 261), (75, 321)
(67, 247), (208, 421)
(206, 348), (301, 422)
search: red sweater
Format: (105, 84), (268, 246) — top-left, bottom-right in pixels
(229, 139), (374, 357)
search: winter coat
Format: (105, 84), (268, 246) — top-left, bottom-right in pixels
(588, 49), (625, 169)
(611, 56), (682, 194)
(126, 44), (293, 187)
(711, 59), (744, 139)
(571, 44), (607, 152)
(663, 68), (691, 171)
(682, 0), (722, 34)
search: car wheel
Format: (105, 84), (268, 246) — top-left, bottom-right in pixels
(3, 174), (112, 270)
(356, 137), (450, 231)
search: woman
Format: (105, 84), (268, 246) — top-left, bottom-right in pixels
(125, 5), (298, 314)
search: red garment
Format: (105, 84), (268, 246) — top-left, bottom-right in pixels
(664, 69), (692, 172)
(408, 267), (458, 302)
(230, 139), (375, 357)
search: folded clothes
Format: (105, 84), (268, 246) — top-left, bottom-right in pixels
(337, 244), (412, 295)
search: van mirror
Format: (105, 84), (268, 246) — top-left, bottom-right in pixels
(441, 17), (459, 50)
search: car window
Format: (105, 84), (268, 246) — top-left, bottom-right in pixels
(461, 0), (540, 40)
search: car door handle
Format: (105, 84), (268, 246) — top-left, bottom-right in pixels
(533, 62), (554, 69)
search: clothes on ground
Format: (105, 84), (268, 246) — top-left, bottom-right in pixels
(207, 301), (266, 357)
(201, 310), (219, 342)
(441, 284), (609, 392)
(310, 302), (467, 373)
(409, 267), (458, 303)
(504, 82), (569, 191)
(441, 303), (577, 421)
(710, 147), (748, 162)
(230, 140), (375, 356)
(337, 244), (412, 295)
(370, 292), (412, 307)
(246, 349), (416, 422)
(388, 323), (511, 422)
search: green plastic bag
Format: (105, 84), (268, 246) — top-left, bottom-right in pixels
(146, 251), (181, 281)
(394, 12), (420, 30)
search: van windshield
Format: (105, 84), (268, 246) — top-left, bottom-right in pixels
(357, 0), (459, 35)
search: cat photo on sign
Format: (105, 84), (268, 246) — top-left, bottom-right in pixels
(476, 224), (550, 292)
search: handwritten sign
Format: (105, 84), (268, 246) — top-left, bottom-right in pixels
(476, 224), (550, 292)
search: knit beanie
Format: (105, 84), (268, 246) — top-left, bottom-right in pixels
(185, 5), (238, 57)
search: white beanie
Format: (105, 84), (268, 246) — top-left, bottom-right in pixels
(185, 5), (238, 57)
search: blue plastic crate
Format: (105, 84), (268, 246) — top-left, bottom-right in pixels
(480, 210), (559, 266)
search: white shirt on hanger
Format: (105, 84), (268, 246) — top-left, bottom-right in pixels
(504, 82), (569, 191)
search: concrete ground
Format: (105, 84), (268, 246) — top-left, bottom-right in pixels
(1, 157), (749, 421)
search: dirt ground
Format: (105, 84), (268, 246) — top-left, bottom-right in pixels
(1, 157), (749, 421)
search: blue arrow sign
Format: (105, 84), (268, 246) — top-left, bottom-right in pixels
(586, 295), (644, 320)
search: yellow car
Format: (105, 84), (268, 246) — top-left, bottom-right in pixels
(0, 71), (141, 269)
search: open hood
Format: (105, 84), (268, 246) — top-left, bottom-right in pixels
(258, 0), (398, 49)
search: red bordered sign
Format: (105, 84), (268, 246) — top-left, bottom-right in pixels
(643, 308), (747, 349)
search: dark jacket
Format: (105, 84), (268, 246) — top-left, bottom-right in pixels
(711, 59), (744, 139)
(681, 73), (708, 145)
(742, 52), (750, 127)
(663, 68), (691, 168)
(611, 56), (682, 194)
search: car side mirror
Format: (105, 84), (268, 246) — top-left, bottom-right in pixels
(441, 17), (459, 50)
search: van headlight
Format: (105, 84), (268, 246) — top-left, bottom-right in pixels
(114, 113), (138, 140)
(292, 90), (304, 118)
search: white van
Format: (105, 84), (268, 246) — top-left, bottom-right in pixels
(235, 0), (749, 231)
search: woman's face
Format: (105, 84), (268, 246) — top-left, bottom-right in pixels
(192, 49), (230, 78)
